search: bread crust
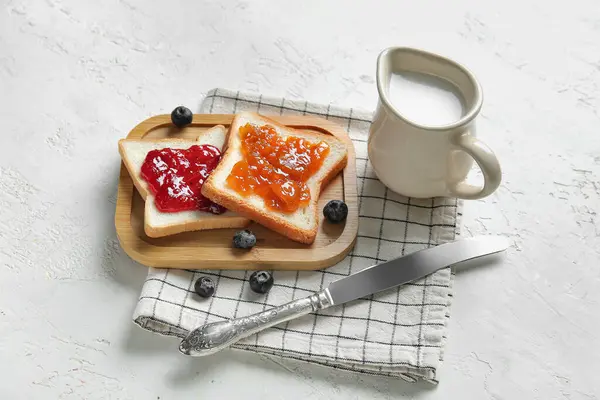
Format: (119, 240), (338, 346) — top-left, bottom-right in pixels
(118, 128), (249, 238)
(202, 113), (348, 244)
(143, 200), (249, 237)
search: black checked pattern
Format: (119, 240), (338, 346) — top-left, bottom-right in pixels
(133, 89), (462, 384)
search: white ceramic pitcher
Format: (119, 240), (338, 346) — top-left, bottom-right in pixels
(368, 47), (502, 199)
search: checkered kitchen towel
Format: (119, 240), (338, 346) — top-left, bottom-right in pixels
(133, 88), (462, 383)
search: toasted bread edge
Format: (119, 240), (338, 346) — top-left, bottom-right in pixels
(143, 199), (250, 238)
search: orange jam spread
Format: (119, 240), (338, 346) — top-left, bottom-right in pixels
(226, 123), (330, 213)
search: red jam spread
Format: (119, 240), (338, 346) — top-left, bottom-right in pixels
(141, 145), (225, 214)
(226, 123), (330, 213)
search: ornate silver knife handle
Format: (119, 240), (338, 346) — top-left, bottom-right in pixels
(179, 290), (333, 357)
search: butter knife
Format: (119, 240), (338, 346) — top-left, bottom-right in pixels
(179, 235), (507, 356)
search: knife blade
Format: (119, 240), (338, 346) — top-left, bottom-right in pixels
(179, 235), (507, 356)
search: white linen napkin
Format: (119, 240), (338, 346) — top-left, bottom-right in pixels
(133, 88), (462, 383)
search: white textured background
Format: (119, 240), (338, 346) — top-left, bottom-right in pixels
(1, 0), (599, 399)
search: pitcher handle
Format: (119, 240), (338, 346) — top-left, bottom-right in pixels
(449, 133), (502, 200)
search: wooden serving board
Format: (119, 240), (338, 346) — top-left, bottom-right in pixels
(115, 114), (358, 270)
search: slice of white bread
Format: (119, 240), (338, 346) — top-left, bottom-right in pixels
(202, 113), (348, 244)
(118, 125), (249, 238)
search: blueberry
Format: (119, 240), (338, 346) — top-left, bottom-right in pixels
(171, 106), (193, 128)
(249, 271), (274, 294)
(233, 229), (256, 249)
(194, 276), (215, 298)
(323, 200), (348, 223)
